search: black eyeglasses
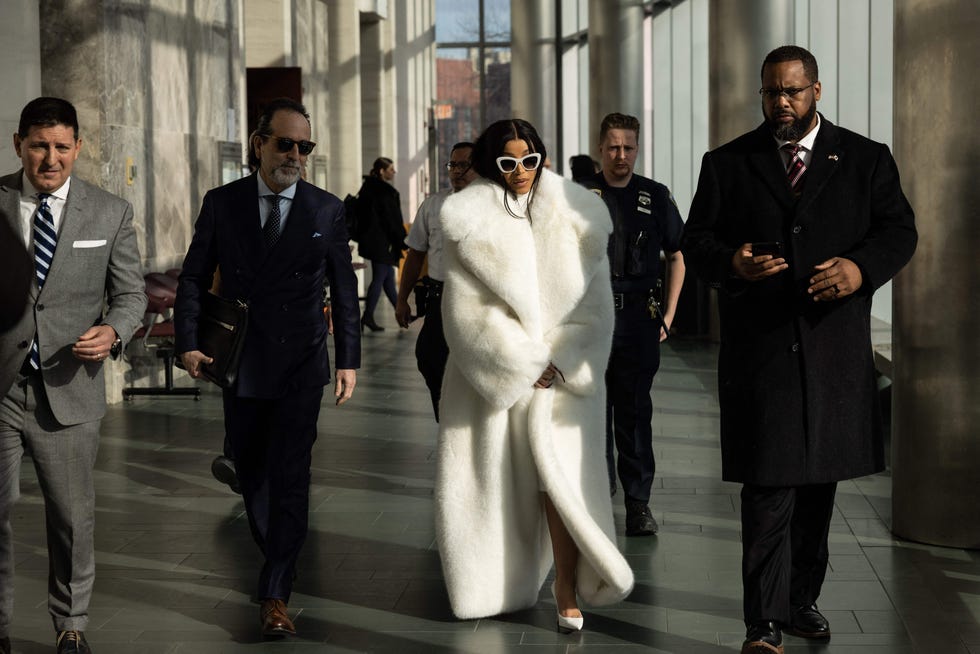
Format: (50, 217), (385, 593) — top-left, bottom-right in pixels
(759, 83), (815, 101)
(264, 135), (317, 155)
(495, 153), (542, 174)
(445, 161), (471, 171)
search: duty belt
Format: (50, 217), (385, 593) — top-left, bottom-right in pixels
(612, 290), (655, 310)
(422, 277), (443, 299)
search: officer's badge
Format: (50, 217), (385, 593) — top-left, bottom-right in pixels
(638, 195), (651, 206)
(590, 189), (603, 198)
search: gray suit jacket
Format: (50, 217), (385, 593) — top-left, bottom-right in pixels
(0, 171), (146, 425)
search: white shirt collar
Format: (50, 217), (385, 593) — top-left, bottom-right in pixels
(21, 173), (71, 202)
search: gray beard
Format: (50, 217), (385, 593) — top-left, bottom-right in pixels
(271, 165), (301, 187)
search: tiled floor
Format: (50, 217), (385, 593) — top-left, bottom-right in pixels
(7, 314), (980, 652)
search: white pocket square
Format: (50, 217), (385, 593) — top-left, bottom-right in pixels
(73, 239), (107, 248)
(312, 232), (323, 238)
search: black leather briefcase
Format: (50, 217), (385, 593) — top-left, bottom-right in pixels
(176, 293), (248, 388)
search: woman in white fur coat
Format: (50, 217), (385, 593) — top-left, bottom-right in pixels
(435, 119), (634, 630)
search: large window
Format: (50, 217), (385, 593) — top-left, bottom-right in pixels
(435, 0), (511, 188)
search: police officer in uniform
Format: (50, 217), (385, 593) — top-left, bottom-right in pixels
(582, 113), (686, 536)
(395, 142), (477, 420)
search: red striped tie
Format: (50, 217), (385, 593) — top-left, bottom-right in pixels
(784, 144), (806, 191)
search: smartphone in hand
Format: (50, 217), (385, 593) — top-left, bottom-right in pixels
(751, 241), (784, 257)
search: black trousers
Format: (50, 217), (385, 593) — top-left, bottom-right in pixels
(415, 293), (448, 421)
(223, 385), (323, 602)
(740, 482), (837, 625)
(605, 306), (661, 503)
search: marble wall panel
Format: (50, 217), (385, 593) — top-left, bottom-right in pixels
(149, 41), (192, 134)
(103, 1), (148, 130)
(100, 124), (149, 261)
(149, 129), (197, 268)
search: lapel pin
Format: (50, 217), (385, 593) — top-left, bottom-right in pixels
(828, 154), (839, 161)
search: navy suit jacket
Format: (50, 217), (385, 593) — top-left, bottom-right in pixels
(175, 174), (360, 399)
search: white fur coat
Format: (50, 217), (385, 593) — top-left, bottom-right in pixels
(435, 169), (634, 619)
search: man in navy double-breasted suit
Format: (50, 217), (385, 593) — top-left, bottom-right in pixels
(175, 98), (360, 640)
(682, 46), (916, 654)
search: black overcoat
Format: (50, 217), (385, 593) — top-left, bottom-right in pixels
(356, 175), (405, 265)
(681, 117), (917, 486)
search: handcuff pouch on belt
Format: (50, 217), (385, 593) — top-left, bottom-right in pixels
(414, 277), (443, 318)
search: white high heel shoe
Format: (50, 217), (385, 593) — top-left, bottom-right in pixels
(551, 581), (584, 633)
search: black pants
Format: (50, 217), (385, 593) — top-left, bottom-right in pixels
(740, 482), (837, 625)
(605, 305), (661, 503)
(223, 385), (323, 602)
(415, 293), (448, 421)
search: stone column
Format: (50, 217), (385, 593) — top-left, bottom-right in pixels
(0, 1), (41, 168)
(326, 0), (363, 196)
(707, 0), (793, 147)
(588, 0), (645, 156)
(511, 0), (557, 155)
(891, 0), (980, 548)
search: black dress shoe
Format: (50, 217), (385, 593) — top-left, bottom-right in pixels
(56, 630), (91, 654)
(211, 455), (241, 494)
(784, 603), (831, 639)
(361, 316), (384, 332)
(741, 621), (783, 654)
(625, 501), (658, 536)
(1, 636), (10, 654)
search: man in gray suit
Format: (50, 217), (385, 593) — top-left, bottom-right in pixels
(0, 97), (146, 654)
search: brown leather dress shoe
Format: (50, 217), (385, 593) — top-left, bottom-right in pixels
(260, 598), (296, 638)
(741, 621), (783, 654)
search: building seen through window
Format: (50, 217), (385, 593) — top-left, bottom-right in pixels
(435, 0), (511, 188)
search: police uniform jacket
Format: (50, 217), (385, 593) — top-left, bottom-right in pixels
(581, 172), (683, 335)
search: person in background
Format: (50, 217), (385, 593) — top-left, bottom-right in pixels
(175, 97), (360, 640)
(569, 154), (598, 184)
(0, 96), (146, 654)
(435, 118), (633, 631)
(681, 45), (916, 654)
(356, 157), (406, 332)
(580, 112), (686, 537)
(394, 141), (477, 420)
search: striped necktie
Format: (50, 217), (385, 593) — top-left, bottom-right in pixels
(264, 194), (282, 249)
(29, 193), (57, 369)
(783, 143), (806, 191)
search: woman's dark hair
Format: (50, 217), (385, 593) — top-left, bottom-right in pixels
(369, 157), (394, 178)
(471, 119), (547, 220)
